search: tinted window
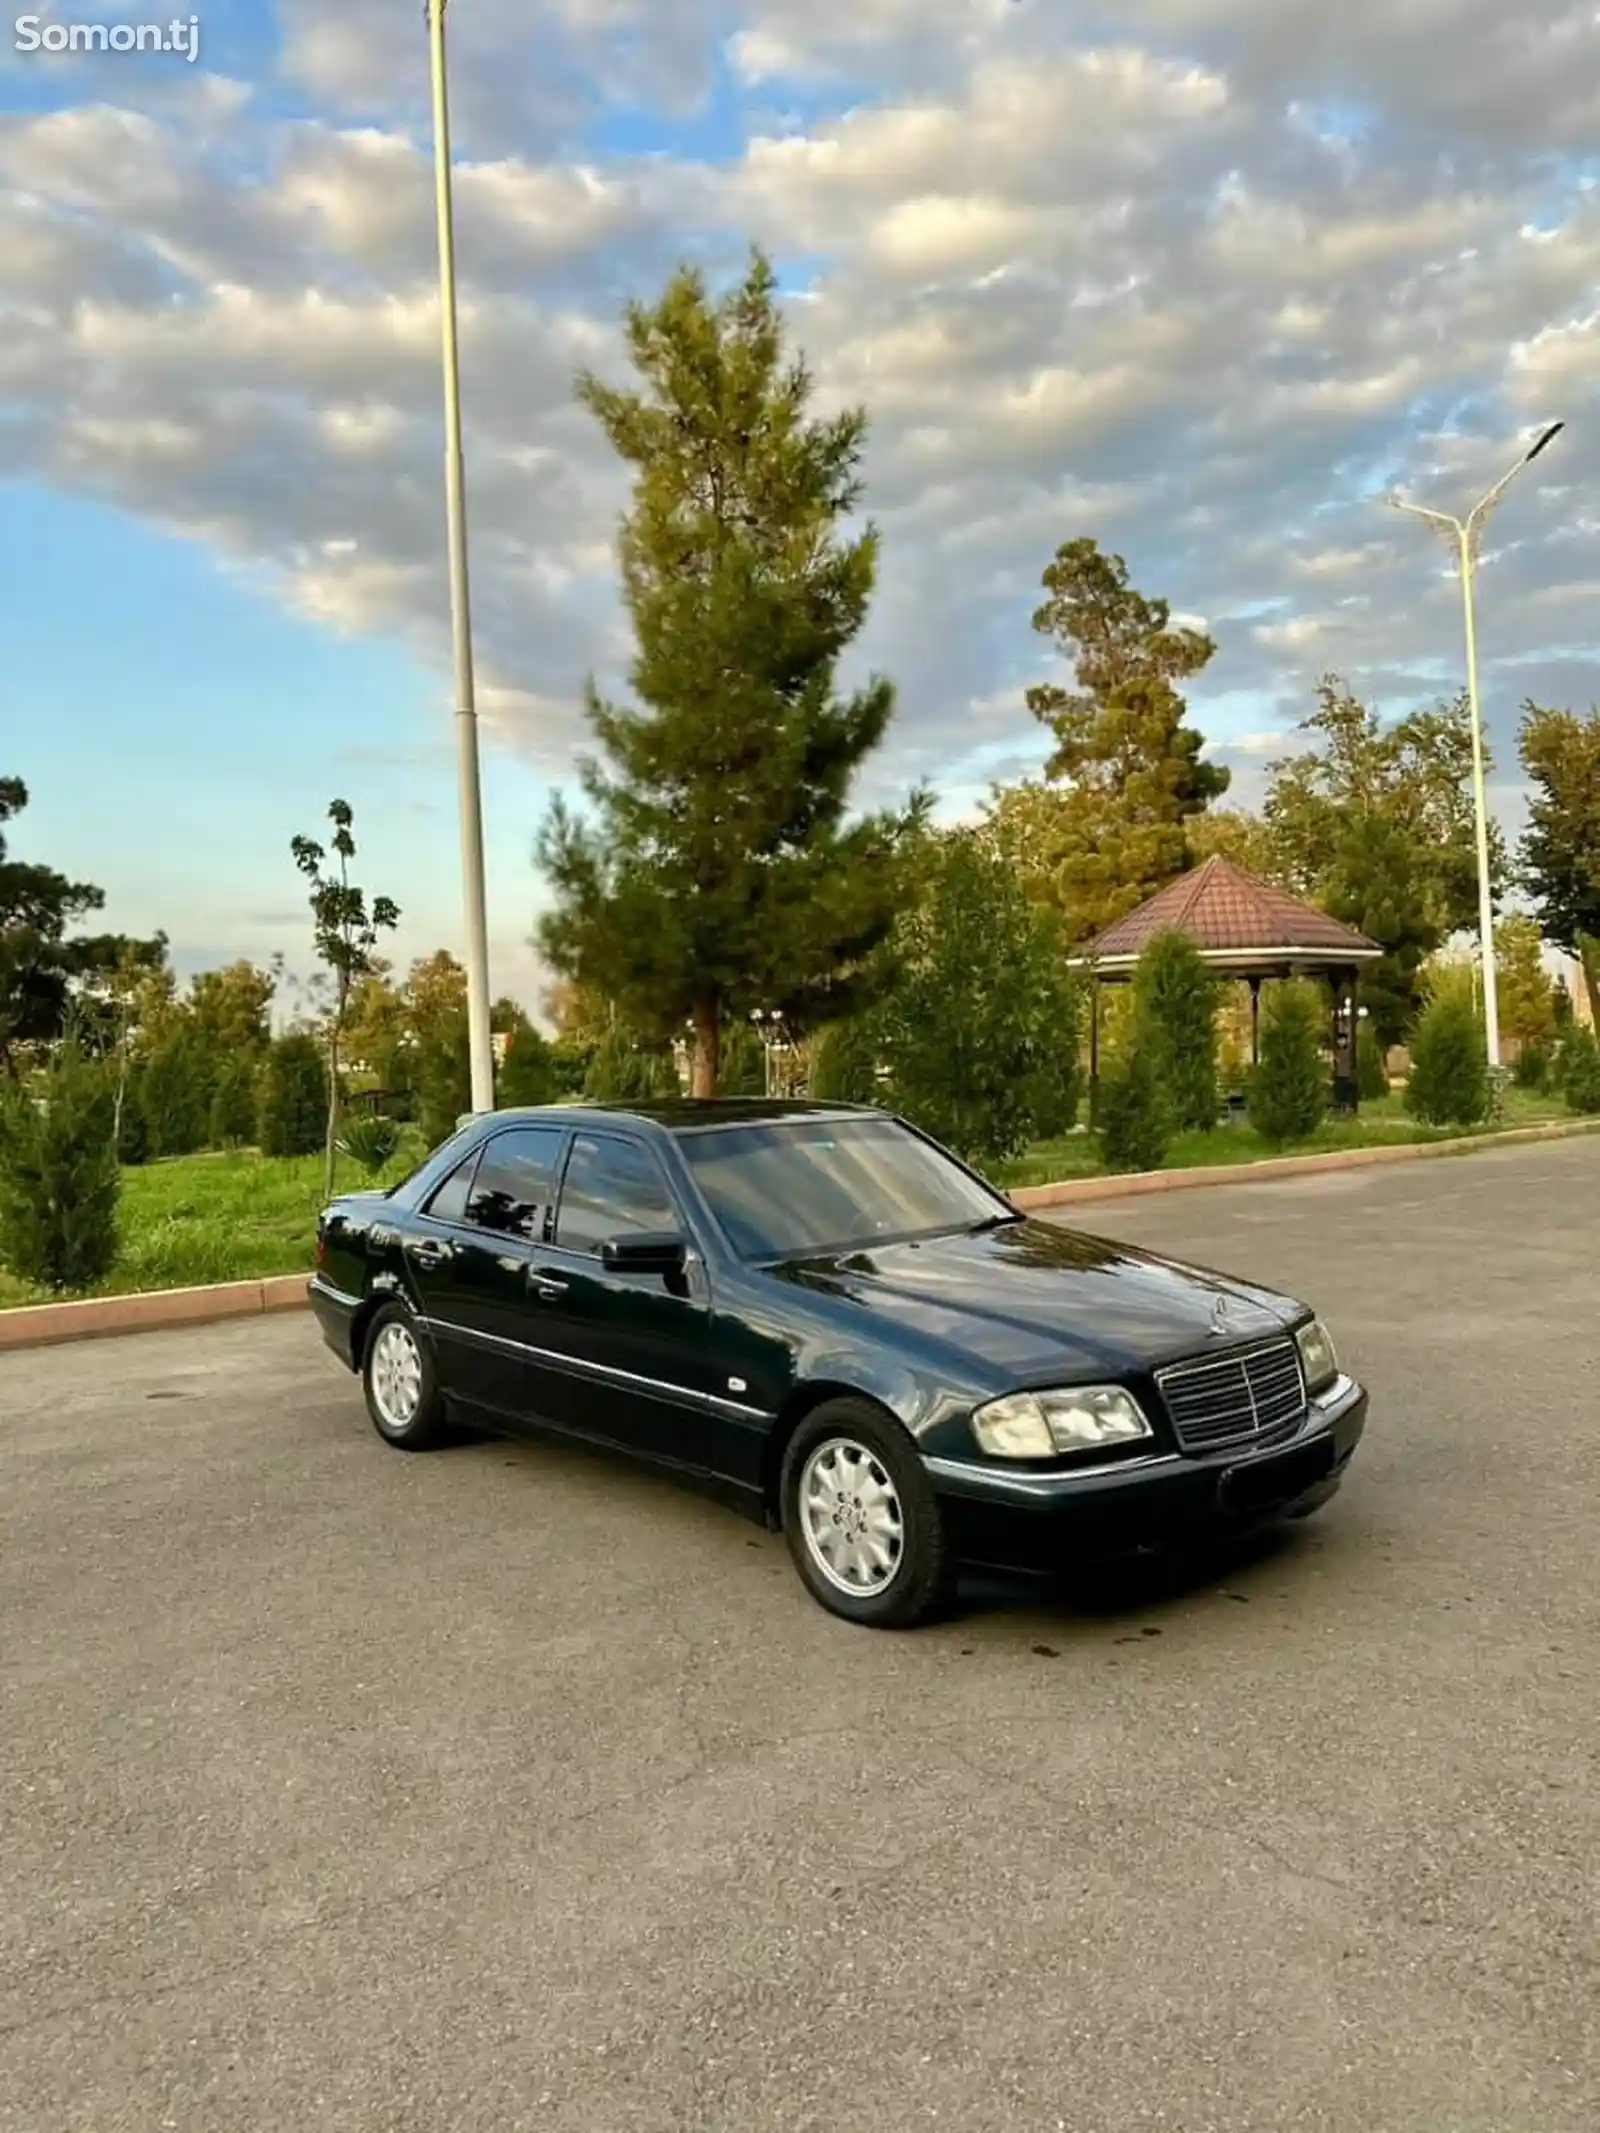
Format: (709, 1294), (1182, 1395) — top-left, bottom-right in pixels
(460, 1127), (565, 1241)
(424, 1151), (481, 1225)
(679, 1116), (1005, 1258)
(555, 1136), (679, 1255)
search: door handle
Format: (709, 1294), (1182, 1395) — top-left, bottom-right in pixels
(410, 1239), (452, 1268)
(531, 1276), (568, 1300)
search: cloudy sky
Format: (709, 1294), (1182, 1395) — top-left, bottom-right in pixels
(2, 0), (1595, 1008)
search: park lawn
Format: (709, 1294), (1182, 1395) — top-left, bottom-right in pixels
(995, 1086), (1578, 1189)
(0, 1146), (416, 1311)
(0, 1091), (1588, 1309)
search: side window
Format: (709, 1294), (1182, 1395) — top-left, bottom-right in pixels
(461, 1128), (565, 1242)
(424, 1151), (481, 1226)
(555, 1136), (679, 1256)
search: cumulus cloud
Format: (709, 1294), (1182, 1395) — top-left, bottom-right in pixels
(1, 0), (1596, 818)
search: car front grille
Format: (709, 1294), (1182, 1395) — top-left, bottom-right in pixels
(1155, 1336), (1307, 1455)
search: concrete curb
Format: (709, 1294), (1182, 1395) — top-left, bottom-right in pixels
(0, 1273), (309, 1354)
(1, 1118), (1594, 1353)
(1007, 1117), (1600, 1212)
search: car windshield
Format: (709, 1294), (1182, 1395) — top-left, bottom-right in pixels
(678, 1116), (1011, 1259)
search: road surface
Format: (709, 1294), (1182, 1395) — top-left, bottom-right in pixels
(3, 1136), (1597, 2131)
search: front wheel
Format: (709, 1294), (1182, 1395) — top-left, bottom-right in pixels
(362, 1304), (447, 1451)
(780, 1399), (955, 1628)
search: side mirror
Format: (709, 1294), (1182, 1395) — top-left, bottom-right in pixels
(600, 1231), (688, 1277)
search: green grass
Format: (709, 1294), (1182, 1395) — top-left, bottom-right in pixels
(0, 1091), (1591, 1309)
(0, 1144), (418, 1311)
(995, 1086), (1581, 1189)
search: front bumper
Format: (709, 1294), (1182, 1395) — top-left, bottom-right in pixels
(925, 1375), (1368, 1576)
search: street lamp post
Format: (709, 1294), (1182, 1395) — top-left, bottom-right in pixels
(1385, 421), (1564, 1075)
(426, 0), (495, 1116)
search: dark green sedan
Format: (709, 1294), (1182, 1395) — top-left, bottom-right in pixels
(309, 1101), (1368, 1628)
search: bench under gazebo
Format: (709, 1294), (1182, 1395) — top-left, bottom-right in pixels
(1067, 855), (1383, 1118)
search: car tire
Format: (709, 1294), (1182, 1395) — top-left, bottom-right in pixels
(780, 1398), (955, 1629)
(361, 1303), (447, 1452)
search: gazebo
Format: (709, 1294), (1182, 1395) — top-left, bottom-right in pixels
(1067, 855), (1384, 1118)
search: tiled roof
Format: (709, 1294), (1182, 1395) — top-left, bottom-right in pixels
(1080, 855), (1380, 962)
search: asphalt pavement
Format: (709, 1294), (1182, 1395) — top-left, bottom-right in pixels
(3, 1136), (1597, 2132)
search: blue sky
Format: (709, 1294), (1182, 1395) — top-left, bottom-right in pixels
(2, 0), (1595, 1010)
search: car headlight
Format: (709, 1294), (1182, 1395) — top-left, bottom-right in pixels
(971, 1385), (1153, 1460)
(1295, 1318), (1339, 1395)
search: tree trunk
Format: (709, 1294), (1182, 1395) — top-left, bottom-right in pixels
(324, 1024), (342, 1202)
(112, 1042), (128, 1154)
(690, 999), (719, 1099)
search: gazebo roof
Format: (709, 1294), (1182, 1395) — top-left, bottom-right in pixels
(1067, 855), (1382, 977)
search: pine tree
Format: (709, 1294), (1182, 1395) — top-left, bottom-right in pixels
(0, 1039), (120, 1291)
(536, 252), (924, 1097)
(258, 1034), (328, 1159)
(1519, 704), (1600, 1030)
(880, 829), (1076, 1164)
(1096, 1037), (1169, 1174)
(498, 1024), (559, 1108)
(209, 1050), (262, 1147)
(1556, 1025), (1600, 1115)
(1129, 931), (1219, 1133)
(139, 1019), (212, 1157)
(1357, 1021), (1390, 1102)
(1405, 979), (1489, 1128)
(1016, 540), (1227, 941)
(1250, 981), (1327, 1145)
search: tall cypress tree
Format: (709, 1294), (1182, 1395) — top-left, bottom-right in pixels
(536, 251), (925, 1097)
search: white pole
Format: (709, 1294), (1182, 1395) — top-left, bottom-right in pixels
(427, 0), (495, 1116)
(1385, 422), (1565, 1082)
(1457, 524), (1501, 1071)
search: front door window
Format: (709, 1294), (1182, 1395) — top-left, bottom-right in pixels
(554, 1134), (679, 1254)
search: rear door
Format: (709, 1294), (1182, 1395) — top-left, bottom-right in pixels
(523, 1131), (721, 1472)
(402, 1124), (567, 1419)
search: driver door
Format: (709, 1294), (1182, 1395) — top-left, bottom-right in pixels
(522, 1130), (720, 1474)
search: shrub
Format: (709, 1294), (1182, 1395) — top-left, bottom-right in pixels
(1130, 931), (1219, 1133)
(1356, 1021), (1390, 1102)
(0, 1040), (120, 1291)
(337, 1111), (402, 1177)
(1096, 1032), (1169, 1174)
(547, 1034), (596, 1096)
(1405, 986), (1489, 1128)
(209, 1050), (261, 1147)
(258, 1033), (328, 1157)
(139, 1024), (212, 1157)
(498, 1025), (558, 1108)
(583, 1026), (680, 1102)
(808, 1016), (882, 1104)
(717, 1020), (768, 1097)
(1557, 1025), (1600, 1115)
(1513, 1043), (1550, 1092)
(1250, 981), (1328, 1145)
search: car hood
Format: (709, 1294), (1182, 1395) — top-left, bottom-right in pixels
(772, 1218), (1301, 1381)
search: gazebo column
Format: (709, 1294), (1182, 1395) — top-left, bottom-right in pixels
(1249, 977), (1262, 1068)
(1088, 974), (1101, 1128)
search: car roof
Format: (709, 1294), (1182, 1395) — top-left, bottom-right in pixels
(476, 1098), (883, 1139)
